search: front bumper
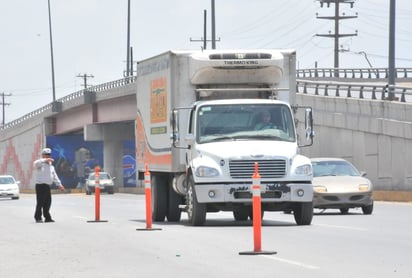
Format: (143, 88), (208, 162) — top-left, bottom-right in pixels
(313, 191), (373, 209)
(86, 185), (114, 193)
(195, 182), (313, 203)
(0, 189), (19, 198)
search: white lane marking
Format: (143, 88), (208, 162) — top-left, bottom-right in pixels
(73, 216), (88, 220)
(262, 255), (320, 270)
(315, 223), (367, 231)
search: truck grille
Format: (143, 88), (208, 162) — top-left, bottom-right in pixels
(229, 159), (286, 179)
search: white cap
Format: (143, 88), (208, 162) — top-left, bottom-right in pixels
(42, 148), (52, 155)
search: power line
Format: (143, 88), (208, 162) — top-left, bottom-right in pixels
(315, 0), (358, 76)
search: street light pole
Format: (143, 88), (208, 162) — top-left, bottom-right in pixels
(126, 0), (131, 76)
(47, 0), (56, 103)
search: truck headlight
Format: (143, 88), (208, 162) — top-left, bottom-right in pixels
(295, 164), (312, 176)
(195, 166), (219, 177)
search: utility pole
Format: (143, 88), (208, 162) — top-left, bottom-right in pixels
(77, 73), (94, 90)
(190, 10), (210, 49)
(388, 0), (396, 100)
(1, 92), (11, 127)
(190, 7), (220, 49)
(316, 0), (358, 76)
(211, 0), (216, 49)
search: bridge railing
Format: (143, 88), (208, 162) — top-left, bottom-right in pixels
(1, 76), (136, 130)
(2, 70), (412, 131)
(297, 68), (412, 79)
(297, 79), (412, 103)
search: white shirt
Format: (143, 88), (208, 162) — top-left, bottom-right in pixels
(33, 158), (62, 186)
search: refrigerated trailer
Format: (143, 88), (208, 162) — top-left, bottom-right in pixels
(135, 49), (315, 226)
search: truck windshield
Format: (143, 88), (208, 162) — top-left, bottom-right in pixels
(197, 104), (296, 143)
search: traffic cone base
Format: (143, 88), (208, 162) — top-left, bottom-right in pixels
(239, 250), (277, 255)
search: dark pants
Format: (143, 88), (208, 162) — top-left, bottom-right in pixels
(34, 183), (52, 221)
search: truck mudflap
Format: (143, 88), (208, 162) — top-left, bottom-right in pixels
(194, 183), (313, 203)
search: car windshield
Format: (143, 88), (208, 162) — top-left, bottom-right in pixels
(197, 104), (296, 143)
(0, 177), (15, 184)
(312, 160), (360, 177)
(89, 173), (110, 180)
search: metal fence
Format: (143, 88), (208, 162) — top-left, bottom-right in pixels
(2, 69), (412, 131)
(1, 76), (136, 130)
(296, 79), (412, 102)
(297, 68), (412, 79)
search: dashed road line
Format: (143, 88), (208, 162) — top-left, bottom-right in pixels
(262, 255), (320, 270)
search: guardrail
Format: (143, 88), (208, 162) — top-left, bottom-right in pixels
(2, 69), (412, 131)
(296, 79), (412, 103)
(1, 76), (136, 130)
(297, 68), (412, 79)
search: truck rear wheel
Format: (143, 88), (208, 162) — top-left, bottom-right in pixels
(186, 175), (206, 226)
(293, 202), (313, 225)
(167, 180), (182, 222)
(152, 174), (168, 222)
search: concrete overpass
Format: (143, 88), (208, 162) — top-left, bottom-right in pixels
(0, 77), (137, 191)
(1, 69), (411, 200)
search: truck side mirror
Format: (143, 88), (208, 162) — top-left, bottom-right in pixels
(305, 108), (315, 143)
(171, 108), (190, 149)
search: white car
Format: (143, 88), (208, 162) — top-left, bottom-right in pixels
(0, 175), (20, 200)
(85, 172), (115, 195)
(311, 158), (374, 215)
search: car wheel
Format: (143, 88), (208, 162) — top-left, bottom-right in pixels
(186, 174), (206, 226)
(294, 202), (313, 225)
(340, 208), (349, 214)
(151, 174), (168, 222)
(362, 202), (373, 215)
(12, 196), (19, 200)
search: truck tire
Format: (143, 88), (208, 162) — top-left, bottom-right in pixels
(167, 180), (182, 222)
(249, 209), (264, 220)
(293, 202), (313, 225)
(233, 208), (249, 221)
(152, 174), (168, 222)
(186, 175), (206, 226)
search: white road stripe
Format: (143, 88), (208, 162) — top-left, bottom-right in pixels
(315, 223), (367, 231)
(73, 215), (88, 220)
(262, 255), (320, 270)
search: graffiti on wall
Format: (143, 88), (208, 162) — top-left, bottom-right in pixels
(46, 135), (136, 188)
(47, 136), (103, 189)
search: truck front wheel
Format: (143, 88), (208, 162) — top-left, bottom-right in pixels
(186, 175), (206, 226)
(293, 202), (313, 225)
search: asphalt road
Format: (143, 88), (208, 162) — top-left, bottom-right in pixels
(1, 193), (411, 278)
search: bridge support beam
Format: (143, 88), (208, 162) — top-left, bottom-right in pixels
(84, 122), (135, 190)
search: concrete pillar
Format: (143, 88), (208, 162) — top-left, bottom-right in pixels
(84, 121), (135, 189)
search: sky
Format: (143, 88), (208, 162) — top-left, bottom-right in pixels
(1, 0), (411, 123)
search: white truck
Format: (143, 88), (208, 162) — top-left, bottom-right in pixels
(135, 49), (314, 226)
